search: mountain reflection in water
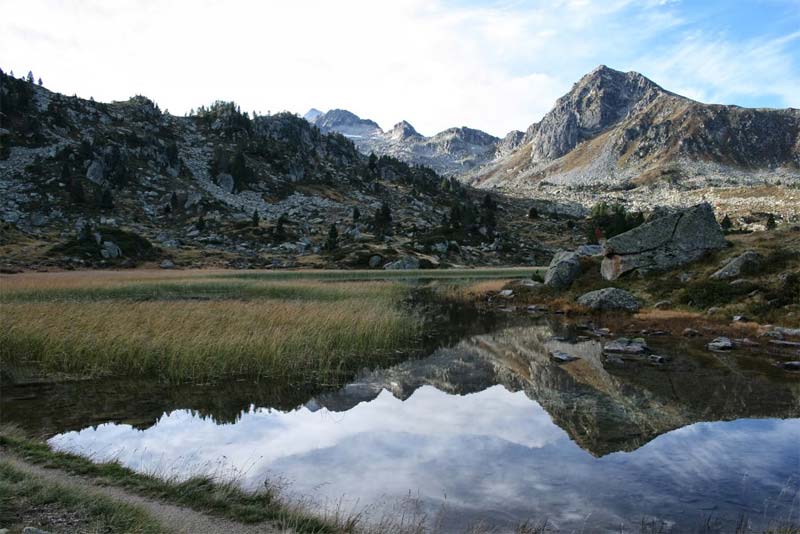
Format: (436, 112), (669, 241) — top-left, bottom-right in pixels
(48, 323), (800, 532)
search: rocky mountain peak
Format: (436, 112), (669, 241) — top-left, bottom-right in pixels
(388, 120), (421, 140)
(527, 66), (672, 162)
(303, 108), (323, 122)
(312, 109), (382, 136)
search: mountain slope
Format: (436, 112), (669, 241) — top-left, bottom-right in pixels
(308, 109), (500, 176)
(469, 65), (800, 193)
(0, 71), (565, 270)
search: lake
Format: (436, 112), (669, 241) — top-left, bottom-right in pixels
(3, 313), (799, 532)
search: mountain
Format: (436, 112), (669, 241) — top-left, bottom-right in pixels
(469, 65), (800, 197)
(302, 108), (323, 122)
(307, 109), (500, 176)
(0, 71), (564, 271)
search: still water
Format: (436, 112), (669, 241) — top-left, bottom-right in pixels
(4, 317), (800, 532)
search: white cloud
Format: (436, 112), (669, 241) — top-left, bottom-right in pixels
(1, 0), (797, 136)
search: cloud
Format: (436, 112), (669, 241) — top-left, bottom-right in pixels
(1, 0), (798, 136)
(639, 29), (800, 108)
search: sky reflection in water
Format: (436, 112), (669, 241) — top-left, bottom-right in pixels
(50, 383), (800, 532)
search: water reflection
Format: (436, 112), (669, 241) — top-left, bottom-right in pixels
(46, 323), (800, 532)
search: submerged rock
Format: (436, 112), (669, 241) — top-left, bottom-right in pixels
(604, 337), (649, 354)
(550, 351), (579, 363)
(601, 203), (726, 280)
(708, 337), (735, 351)
(544, 250), (581, 289)
(577, 288), (640, 312)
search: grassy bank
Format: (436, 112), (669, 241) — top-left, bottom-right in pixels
(0, 427), (336, 532)
(0, 459), (164, 533)
(1, 271), (428, 382)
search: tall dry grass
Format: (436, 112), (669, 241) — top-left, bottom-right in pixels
(1, 274), (421, 382)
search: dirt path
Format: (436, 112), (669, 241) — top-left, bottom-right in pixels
(3, 454), (290, 534)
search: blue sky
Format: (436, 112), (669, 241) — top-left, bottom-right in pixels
(1, 0), (799, 136)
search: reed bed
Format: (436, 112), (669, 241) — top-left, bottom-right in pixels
(1, 274), (422, 382)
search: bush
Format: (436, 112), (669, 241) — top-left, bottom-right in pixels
(676, 279), (758, 309)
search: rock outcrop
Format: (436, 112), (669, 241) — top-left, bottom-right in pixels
(600, 203), (726, 280)
(577, 288), (640, 312)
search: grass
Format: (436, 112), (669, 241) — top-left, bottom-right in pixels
(0, 426), (336, 532)
(1, 281), (419, 382)
(0, 460), (165, 533)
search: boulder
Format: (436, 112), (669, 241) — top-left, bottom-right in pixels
(159, 259), (176, 269)
(710, 250), (762, 280)
(100, 241), (122, 259)
(368, 255), (383, 268)
(577, 287), (640, 312)
(85, 159), (105, 184)
(576, 244), (603, 257)
(544, 250), (581, 289)
(384, 256), (420, 270)
(708, 337), (734, 351)
(216, 173), (235, 194)
(601, 203), (726, 280)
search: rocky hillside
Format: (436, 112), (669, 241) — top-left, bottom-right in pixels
(308, 109), (500, 176)
(466, 65), (800, 219)
(0, 70), (572, 270)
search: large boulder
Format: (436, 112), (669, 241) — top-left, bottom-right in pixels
(710, 250), (762, 280)
(384, 256), (420, 270)
(601, 203), (726, 280)
(577, 287), (640, 312)
(544, 250), (581, 289)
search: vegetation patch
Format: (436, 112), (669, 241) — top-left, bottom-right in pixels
(0, 459), (164, 533)
(0, 428), (336, 532)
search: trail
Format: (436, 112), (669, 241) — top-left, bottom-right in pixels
(3, 454), (290, 534)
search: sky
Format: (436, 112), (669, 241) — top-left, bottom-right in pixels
(2, 0), (799, 137)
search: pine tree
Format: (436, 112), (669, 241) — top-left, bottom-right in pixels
(196, 214), (206, 231)
(373, 202), (392, 235)
(326, 224), (338, 251)
(99, 188), (114, 210)
(170, 191), (180, 212)
(528, 207), (539, 219)
(368, 152), (378, 175)
(352, 207), (360, 222)
(26, 70), (34, 83)
(720, 214), (732, 232)
(252, 209), (260, 227)
(37, 77), (43, 86)
(275, 213), (288, 241)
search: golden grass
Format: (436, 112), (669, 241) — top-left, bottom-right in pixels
(1, 273), (423, 382)
(2, 298), (419, 381)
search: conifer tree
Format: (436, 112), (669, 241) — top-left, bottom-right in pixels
(326, 224), (338, 251)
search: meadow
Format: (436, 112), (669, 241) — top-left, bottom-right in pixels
(0, 268), (538, 383)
